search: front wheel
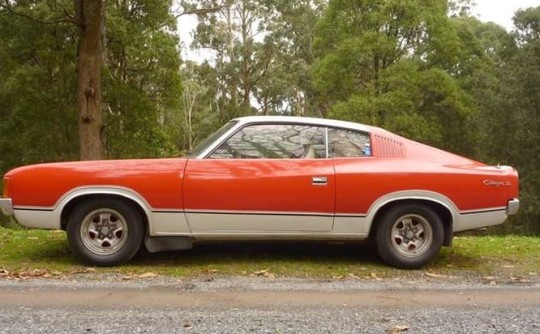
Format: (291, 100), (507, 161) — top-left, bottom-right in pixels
(67, 198), (144, 266)
(375, 204), (444, 269)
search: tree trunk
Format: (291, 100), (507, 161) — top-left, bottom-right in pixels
(75, 0), (104, 160)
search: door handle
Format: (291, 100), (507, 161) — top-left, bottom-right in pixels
(312, 176), (328, 185)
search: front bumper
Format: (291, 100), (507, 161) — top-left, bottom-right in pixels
(507, 198), (520, 216)
(0, 198), (13, 216)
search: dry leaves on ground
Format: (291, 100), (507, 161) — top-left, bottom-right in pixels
(387, 324), (409, 333)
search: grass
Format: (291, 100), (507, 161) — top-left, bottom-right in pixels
(0, 226), (539, 279)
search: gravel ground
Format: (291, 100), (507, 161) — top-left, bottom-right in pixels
(1, 276), (539, 334)
(1, 305), (539, 334)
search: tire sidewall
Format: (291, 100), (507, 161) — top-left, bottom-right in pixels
(67, 198), (144, 266)
(376, 204), (444, 269)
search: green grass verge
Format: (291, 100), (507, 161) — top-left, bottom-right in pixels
(0, 226), (539, 279)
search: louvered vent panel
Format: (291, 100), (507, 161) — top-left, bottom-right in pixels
(373, 134), (404, 157)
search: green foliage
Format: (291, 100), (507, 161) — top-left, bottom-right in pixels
(103, 0), (182, 158)
(312, 0), (475, 154)
(0, 0), (183, 168)
(0, 0), (79, 172)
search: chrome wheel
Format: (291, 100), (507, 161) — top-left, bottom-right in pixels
(390, 214), (433, 257)
(375, 204), (443, 269)
(80, 208), (129, 256)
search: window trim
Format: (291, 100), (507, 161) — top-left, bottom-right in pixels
(203, 121), (372, 160)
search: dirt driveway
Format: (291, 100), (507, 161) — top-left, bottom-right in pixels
(1, 276), (539, 333)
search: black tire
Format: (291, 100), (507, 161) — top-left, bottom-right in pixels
(375, 204), (444, 269)
(66, 198), (144, 266)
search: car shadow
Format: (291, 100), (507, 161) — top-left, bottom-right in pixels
(132, 241), (383, 268)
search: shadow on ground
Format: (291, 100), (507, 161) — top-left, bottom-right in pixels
(133, 241), (381, 267)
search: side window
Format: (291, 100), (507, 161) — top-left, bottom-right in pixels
(209, 124), (326, 159)
(328, 128), (371, 157)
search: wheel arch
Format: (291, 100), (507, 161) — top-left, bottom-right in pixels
(58, 187), (151, 232)
(367, 192), (457, 247)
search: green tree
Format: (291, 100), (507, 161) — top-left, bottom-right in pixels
(1, 0), (106, 160)
(498, 7), (540, 233)
(312, 0), (476, 154)
(0, 0), (182, 171)
(0, 0), (80, 171)
(103, 0), (182, 158)
(254, 0), (324, 116)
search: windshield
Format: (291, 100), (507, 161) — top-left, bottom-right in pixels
(188, 121), (238, 158)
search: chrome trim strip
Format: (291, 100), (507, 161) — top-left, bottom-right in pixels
(13, 206), (54, 212)
(0, 198), (13, 216)
(459, 206), (506, 215)
(184, 209), (335, 217)
(12, 205), (359, 218)
(334, 213), (367, 218)
(506, 199), (520, 215)
(190, 232), (368, 241)
(325, 126), (329, 159)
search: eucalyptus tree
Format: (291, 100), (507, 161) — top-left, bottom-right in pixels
(0, 0), (106, 160)
(501, 7), (540, 233)
(311, 0), (476, 154)
(182, 0), (324, 118)
(253, 0), (325, 116)
(103, 0), (182, 158)
(0, 0), (182, 169)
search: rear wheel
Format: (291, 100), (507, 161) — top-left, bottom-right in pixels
(375, 204), (443, 269)
(66, 198), (144, 266)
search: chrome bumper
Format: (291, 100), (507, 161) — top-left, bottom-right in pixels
(506, 199), (520, 216)
(0, 198), (13, 216)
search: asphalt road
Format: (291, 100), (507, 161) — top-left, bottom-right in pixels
(1, 277), (539, 333)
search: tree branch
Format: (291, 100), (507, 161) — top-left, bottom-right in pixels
(0, 0), (81, 26)
(175, 6), (227, 18)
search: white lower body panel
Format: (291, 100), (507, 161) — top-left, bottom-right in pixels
(453, 209), (508, 232)
(186, 212), (334, 232)
(14, 209), (60, 229)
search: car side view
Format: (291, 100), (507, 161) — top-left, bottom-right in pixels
(0, 116), (519, 268)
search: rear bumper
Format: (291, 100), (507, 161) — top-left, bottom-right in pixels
(507, 199), (520, 216)
(0, 198), (13, 216)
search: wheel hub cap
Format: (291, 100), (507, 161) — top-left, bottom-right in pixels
(80, 209), (129, 256)
(391, 214), (433, 257)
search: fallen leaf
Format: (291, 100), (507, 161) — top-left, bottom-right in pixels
(370, 272), (382, 281)
(0, 268), (10, 277)
(139, 272), (158, 278)
(253, 269), (270, 276)
(424, 272), (448, 279)
(387, 324), (409, 333)
(511, 276), (530, 283)
(252, 269), (276, 279)
(183, 320), (192, 329)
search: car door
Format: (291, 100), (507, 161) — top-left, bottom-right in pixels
(183, 123), (335, 233)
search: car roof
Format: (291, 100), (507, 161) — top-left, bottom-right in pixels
(232, 116), (376, 133)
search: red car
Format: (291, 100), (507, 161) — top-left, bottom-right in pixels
(0, 116), (519, 268)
